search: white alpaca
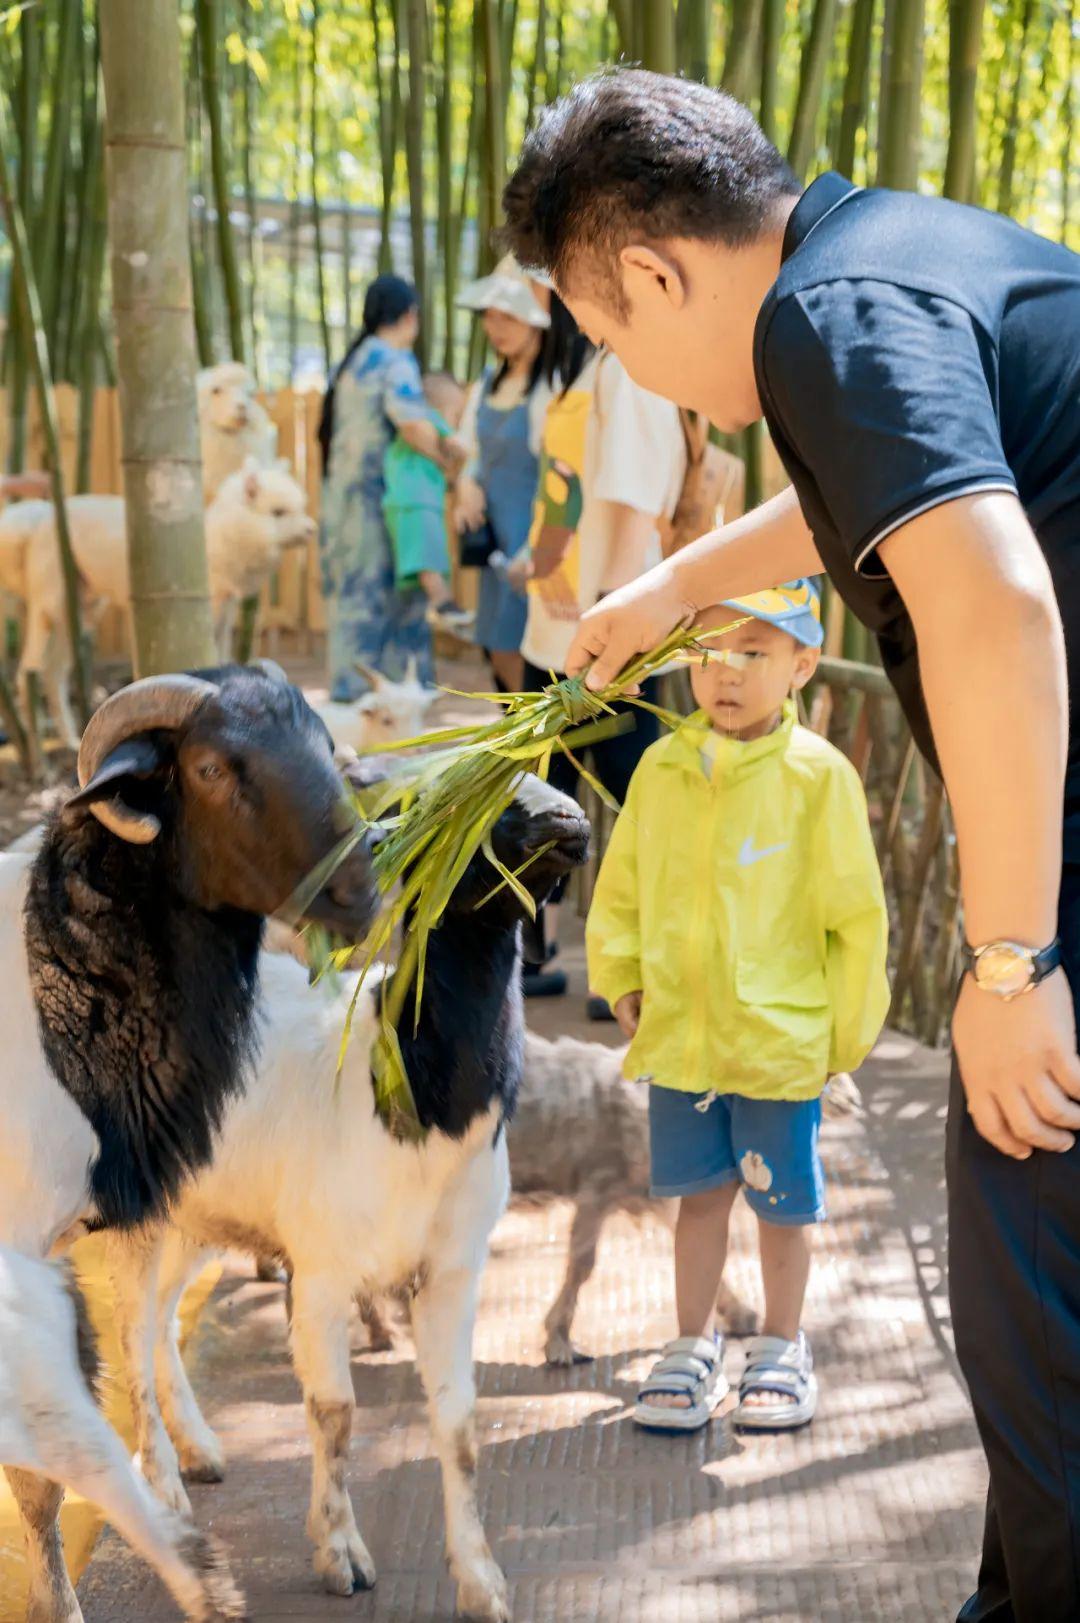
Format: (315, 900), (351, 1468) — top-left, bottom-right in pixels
(197, 362), (277, 504)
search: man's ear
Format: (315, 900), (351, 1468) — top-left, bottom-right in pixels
(618, 244), (688, 310)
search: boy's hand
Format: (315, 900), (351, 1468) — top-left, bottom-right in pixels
(454, 476), (486, 532)
(614, 991), (642, 1041)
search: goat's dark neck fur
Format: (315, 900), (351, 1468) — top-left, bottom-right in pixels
(390, 909), (523, 1140)
(25, 813), (263, 1229)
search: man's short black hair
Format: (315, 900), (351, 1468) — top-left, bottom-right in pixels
(502, 69), (800, 307)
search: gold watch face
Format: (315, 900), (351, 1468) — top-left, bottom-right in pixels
(973, 943), (1034, 997)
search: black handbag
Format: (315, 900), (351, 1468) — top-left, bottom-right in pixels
(458, 518), (498, 569)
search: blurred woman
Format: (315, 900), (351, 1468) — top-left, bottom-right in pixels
(318, 275), (454, 699)
(454, 257), (552, 694)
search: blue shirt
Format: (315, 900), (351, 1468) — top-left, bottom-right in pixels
(755, 173), (1080, 850)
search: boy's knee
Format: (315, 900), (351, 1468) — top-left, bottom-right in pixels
(681, 1181), (739, 1218)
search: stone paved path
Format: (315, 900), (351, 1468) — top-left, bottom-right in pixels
(77, 922), (986, 1623)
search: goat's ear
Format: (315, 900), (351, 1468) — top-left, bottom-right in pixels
(66, 736), (168, 844)
(352, 659), (384, 693)
(243, 465), (260, 502)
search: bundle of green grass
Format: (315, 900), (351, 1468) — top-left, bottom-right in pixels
(299, 622), (740, 1139)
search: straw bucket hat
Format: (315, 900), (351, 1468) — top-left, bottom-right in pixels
(456, 254), (551, 328)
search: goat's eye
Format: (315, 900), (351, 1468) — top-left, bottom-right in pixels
(211, 385), (222, 395)
(272, 507), (287, 518)
(199, 762), (223, 783)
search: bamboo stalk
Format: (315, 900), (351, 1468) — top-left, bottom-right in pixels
(0, 90), (91, 730)
(481, 0), (506, 245)
(678, 0), (711, 81)
(404, 0), (429, 363)
(309, 0), (332, 370)
(76, 80), (107, 495)
(642, 0), (677, 72)
(0, 664), (33, 781)
(7, 8), (41, 471)
(195, 0), (245, 364)
(438, 0), (455, 366)
(1062, 0), (1076, 244)
(526, 0), (548, 122)
(996, 0), (1036, 216)
(36, 0), (79, 357)
(788, 0), (840, 180)
(240, 0), (260, 379)
(759, 0), (784, 140)
(99, 0), (216, 675)
(889, 775), (945, 1026)
(878, 0), (925, 190)
(943, 0), (986, 201)
(721, 0), (764, 104)
(287, 30), (302, 381)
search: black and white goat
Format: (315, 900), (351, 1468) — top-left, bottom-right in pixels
(109, 772), (590, 1623)
(0, 665), (377, 1623)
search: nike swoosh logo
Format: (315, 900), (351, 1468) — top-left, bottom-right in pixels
(738, 837), (791, 867)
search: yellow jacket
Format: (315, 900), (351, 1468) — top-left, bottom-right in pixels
(586, 703), (890, 1099)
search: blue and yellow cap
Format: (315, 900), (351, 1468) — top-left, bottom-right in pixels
(720, 579), (824, 649)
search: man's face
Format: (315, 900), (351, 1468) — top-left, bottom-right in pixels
(559, 241), (764, 432)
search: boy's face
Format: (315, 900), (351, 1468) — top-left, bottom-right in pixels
(423, 376), (466, 429)
(690, 612), (819, 739)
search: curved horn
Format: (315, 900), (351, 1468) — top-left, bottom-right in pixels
(78, 674), (219, 789)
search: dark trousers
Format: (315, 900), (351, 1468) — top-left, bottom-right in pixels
(949, 866), (1080, 1621)
(520, 661), (661, 965)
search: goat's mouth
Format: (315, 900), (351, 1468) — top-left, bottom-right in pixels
(294, 864), (379, 941)
(525, 824), (591, 871)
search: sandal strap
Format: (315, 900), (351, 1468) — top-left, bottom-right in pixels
(740, 1334), (812, 1400)
(638, 1336), (723, 1402)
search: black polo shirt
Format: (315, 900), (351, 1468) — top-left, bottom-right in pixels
(754, 172), (1080, 851)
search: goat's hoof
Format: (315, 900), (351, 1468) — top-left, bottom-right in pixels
(454, 1562), (510, 1622)
(544, 1330), (593, 1368)
(315, 1536), (376, 1597)
(254, 1254), (286, 1285)
(177, 1531), (248, 1620)
(179, 1437), (227, 1484)
(715, 1296), (760, 1338)
(25, 1582), (83, 1623)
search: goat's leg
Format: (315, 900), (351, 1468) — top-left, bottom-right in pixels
(356, 1291), (395, 1353)
(4, 1469), (82, 1623)
(41, 630), (78, 753)
(412, 1267), (509, 1623)
(153, 1231), (227, 1485)
(543, 1192), (612, 1367)
(714, 1274), (760, 1338)
(289, 1269), (376, 1596)
(106, 1228), (193, 1519)
(0, 1260), (244, 1621)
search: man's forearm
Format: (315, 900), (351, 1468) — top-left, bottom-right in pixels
(881, 493), (1065, 946)
(671, 485), (822, 609)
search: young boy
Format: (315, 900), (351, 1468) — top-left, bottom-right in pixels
(383, 371), (474, 635)
(586, 580), (889, 1432)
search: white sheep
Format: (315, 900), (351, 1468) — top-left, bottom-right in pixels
(311, 655), (440, 755)
(110, 772), (591, 1623)
(0, 666), (377, 1623)
(0, 462), (316, 746)
(197, 361), (277, 504)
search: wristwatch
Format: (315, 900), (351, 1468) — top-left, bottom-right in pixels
(961, 938), (1062, 999)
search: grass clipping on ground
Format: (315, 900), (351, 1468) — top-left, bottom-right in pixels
(299, 622), (743, 1142)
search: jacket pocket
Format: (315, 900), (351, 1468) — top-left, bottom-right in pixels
(735, 953), (828, 1011)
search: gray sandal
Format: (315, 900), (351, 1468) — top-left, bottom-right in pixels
(634, 1335), (728, 1432)
(735, 1331), (817, 1430)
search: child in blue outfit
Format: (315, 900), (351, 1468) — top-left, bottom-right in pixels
(586, 581), (890, 1432)
(383, 371), (474, 635)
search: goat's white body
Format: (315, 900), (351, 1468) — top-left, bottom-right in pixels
(122, 947), (510, 1619)
(0, 855), (97, 1257)
(174, 952), (508, 1290)
(0, 469), (315, 745)
(0, 853), (246, 1621)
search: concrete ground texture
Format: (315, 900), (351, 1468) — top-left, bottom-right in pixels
(76, 919), (986, 1623)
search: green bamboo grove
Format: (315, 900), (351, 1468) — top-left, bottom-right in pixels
(1, 0), (1077, 445)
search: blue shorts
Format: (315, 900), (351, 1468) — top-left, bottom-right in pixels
(648, 1086), (826, 1225)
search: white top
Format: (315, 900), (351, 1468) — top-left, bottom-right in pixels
(521, 352), (685, 675)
